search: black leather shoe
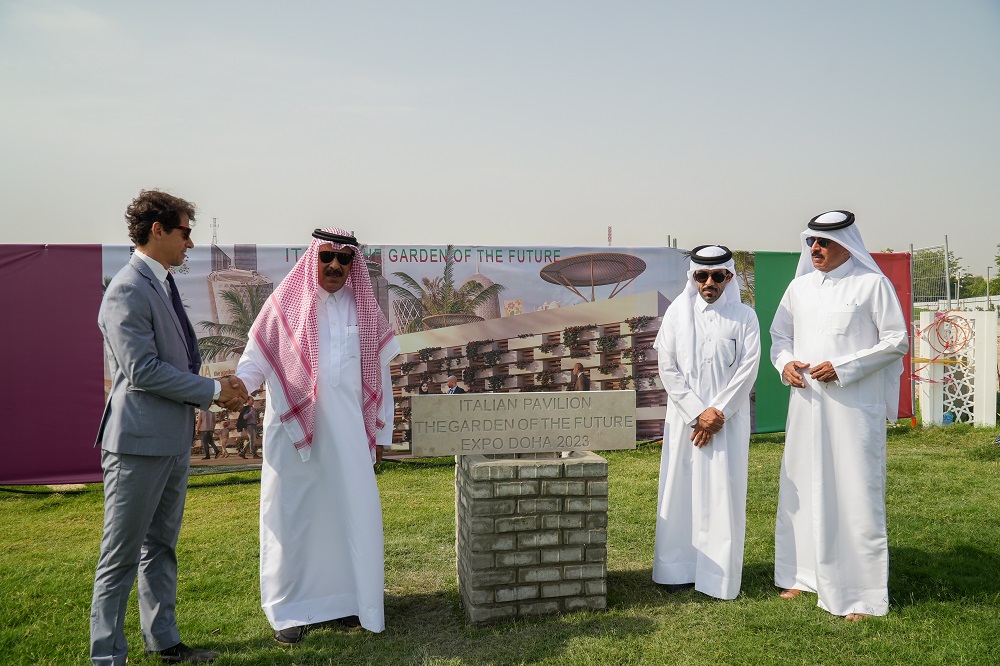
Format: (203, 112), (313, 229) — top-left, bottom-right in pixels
(147, 642), (219, 663)
(334, 615), (361, 628)
(274, 625), (307, 645)
(659, 582), (695, 593)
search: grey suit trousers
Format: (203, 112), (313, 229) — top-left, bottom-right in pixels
(90, 450), (189, 666)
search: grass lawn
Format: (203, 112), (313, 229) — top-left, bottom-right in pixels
(2, 424), (999, 665)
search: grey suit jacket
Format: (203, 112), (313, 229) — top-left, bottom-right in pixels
(97, 254), (215, 456)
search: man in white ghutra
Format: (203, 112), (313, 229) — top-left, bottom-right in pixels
(770, 210), (908, 621)
(652, 244), (760, 599)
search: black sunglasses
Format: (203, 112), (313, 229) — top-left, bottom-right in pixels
(805, 236), (831, 248)
(318, 250), (354, 265)
(693, 270), (730, 284)
(156, 221), (191, 241)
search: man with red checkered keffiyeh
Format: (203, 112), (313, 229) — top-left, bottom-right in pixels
(236, 228), (399, 645)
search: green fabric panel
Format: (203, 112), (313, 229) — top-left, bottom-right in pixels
(753, 251), (799, 434)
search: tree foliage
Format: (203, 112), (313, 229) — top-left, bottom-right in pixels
(389, 245), (506, 333)
(954, 274), (1000, 299)
(197, 284), (271, 361)
(732, 250), (754, 306)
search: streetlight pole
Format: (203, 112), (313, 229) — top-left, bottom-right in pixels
(988, 266), (992, 310)
(944, 235), (952, 309)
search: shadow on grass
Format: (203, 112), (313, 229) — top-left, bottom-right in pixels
(196, 589), (658, 665)
(615, 544), (1000, 610)
(599, 543), (1000, 612)
(738, 562), (780, 599)
(606, 543), (1000, 612)
(890, 544), (1000, 607)
(605, 562), (780, 608)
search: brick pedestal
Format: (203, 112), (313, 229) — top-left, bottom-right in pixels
(456, 452), (608, 625)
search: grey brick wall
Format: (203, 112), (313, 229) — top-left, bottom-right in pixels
(456, 452), (608, 625)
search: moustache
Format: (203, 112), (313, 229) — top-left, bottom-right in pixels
(812, 251), (823, 258)
(324, 268), (345, 278)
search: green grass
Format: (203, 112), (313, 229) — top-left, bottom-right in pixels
(2, 425), (999, 665)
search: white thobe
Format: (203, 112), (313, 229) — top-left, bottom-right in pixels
(653, 293), (761, 599)
(770, 257), (907, 617)
(236, 285), (395, 632)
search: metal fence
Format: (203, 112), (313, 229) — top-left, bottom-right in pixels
(912, 243), (950, 307)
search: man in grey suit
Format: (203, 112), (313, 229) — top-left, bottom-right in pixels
(90, 190), (247, 665)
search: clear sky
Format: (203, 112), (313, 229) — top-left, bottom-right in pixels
(3, 1), (999, 274)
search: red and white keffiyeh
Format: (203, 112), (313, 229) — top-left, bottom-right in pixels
(249, 227), (395, 455)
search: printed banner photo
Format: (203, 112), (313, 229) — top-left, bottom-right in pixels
(0, 242), (910, 485)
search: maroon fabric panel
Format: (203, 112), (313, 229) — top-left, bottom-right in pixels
(0, 245), (105, 484)
(872, 252), (914, 419)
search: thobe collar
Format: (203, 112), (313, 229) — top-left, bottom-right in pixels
(813, 256), (856, 285)
(317, 284), (353, 306)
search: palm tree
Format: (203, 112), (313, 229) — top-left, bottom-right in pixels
(732, 250), (755, 307)
(197, 284), (271, 361)
(389, 245), (506, 333)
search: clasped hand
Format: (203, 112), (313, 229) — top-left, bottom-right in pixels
(783, 360), (838, 387)
(807, 361), (838, 383)
(691, 407), (724, 448)
(216, 375), (248, 411)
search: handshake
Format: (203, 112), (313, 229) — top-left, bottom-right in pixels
(216, 375), (249, 411)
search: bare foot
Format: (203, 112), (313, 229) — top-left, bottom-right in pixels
(844, 613), (871, 622)
(779, 589), (802, 599)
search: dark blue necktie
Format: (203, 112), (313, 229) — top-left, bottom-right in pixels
(166, 273), (199, 374)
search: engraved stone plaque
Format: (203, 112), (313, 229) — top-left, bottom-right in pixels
(409, 390), (637, 457)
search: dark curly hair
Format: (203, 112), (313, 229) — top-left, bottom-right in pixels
(125, 190), (197, 246)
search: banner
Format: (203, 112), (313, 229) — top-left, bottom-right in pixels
(0, 245), (106, 484)
(875, 252), (915, 420)
(0, 243), (912, 485)
(753, 251), (801, 433)
(379, 244), (690, 442)
(752, 251), (914, 434)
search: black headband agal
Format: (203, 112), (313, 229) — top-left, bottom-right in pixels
(808, 210), (855, 231)
(312, 229), (359, 246)
(689, 244), (733, 265)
